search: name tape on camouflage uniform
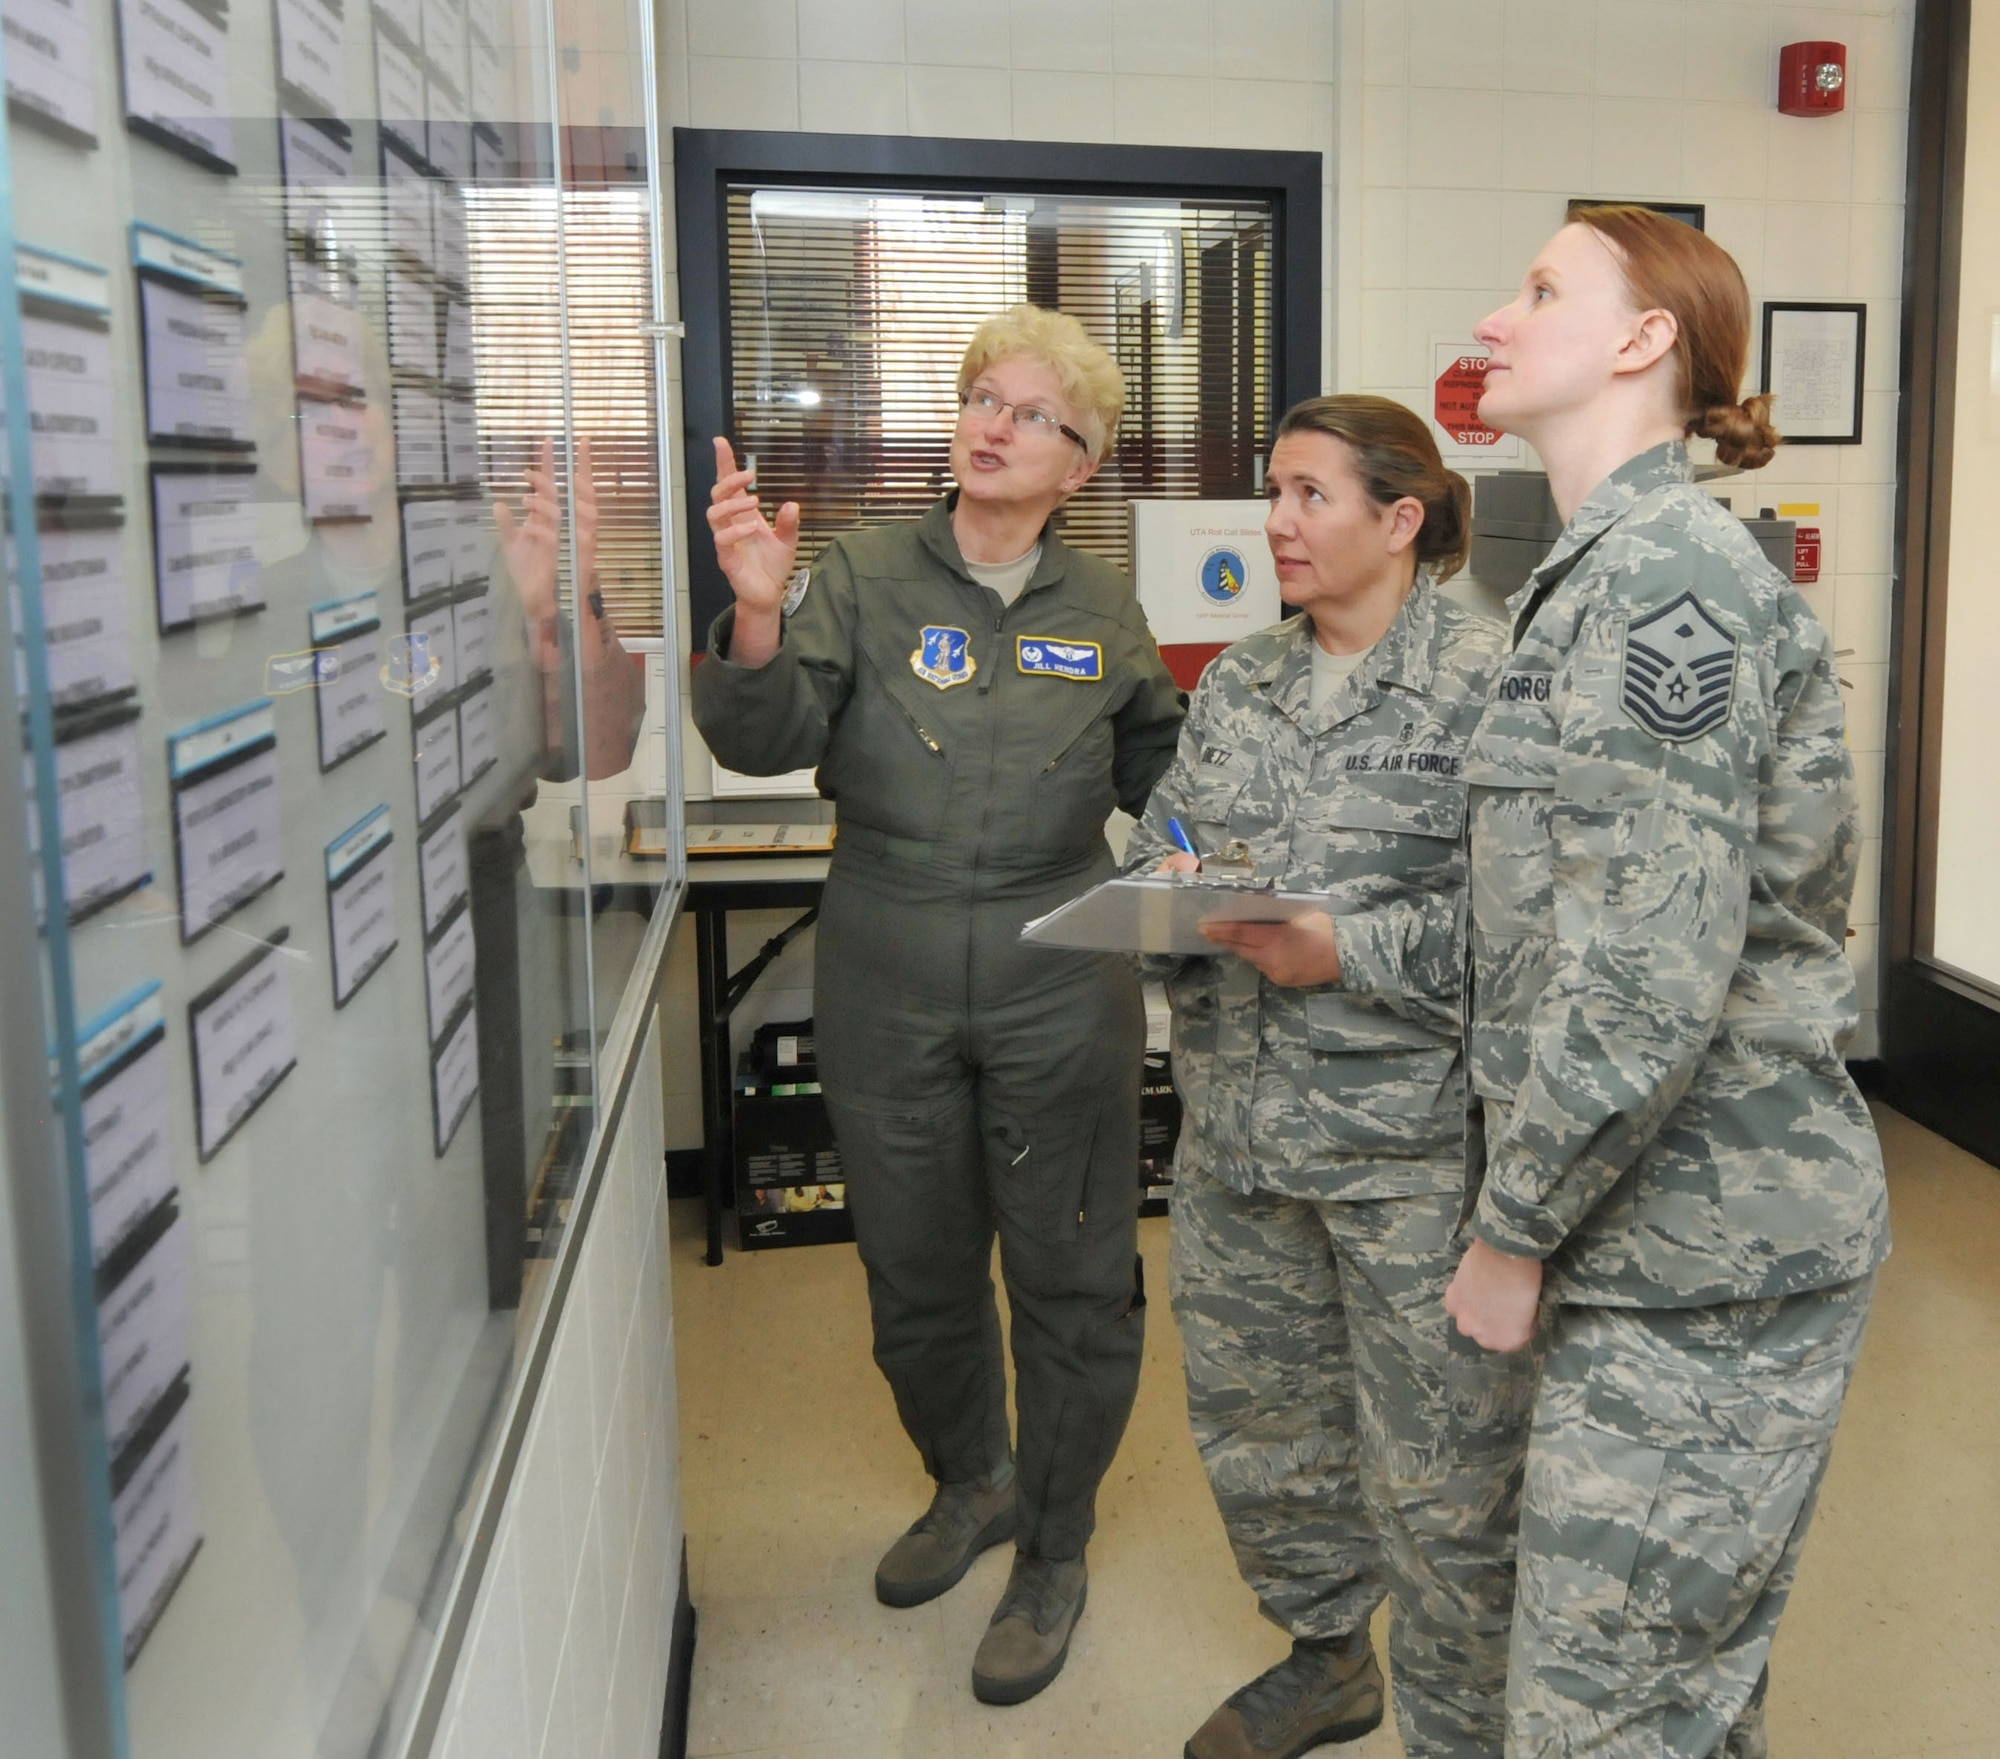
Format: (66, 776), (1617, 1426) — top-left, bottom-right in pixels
(1016, 636), (1102, 681)
(1620, 593), (1738, 740)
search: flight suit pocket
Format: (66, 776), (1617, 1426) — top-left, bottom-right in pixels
(1029, 710), (1116, 855)
(985, 1088), (1133, 1246)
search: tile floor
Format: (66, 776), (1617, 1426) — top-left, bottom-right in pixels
(672, 1105), (2000, 1758)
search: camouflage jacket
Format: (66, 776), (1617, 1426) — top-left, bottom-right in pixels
(691, 496), (1185, 893)
(1127, 578), (1505, 1200)
(1464, 441), (1890, 1306)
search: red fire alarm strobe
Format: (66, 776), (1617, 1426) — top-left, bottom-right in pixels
(1779, 41), (1846, 115)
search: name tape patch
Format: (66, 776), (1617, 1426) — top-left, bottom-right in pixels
(1016, 636), (1102, 681)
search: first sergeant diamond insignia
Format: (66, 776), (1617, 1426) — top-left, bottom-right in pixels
(1620, 592), (1739, 740)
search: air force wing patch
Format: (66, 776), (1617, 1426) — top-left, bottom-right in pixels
(1620, 593), (1739, 740)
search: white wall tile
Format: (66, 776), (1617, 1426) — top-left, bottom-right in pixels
(686, 0), (797, 60)
(1861, 299), (1900, 390)
(1406, 88), (1503, 187)
(1111, 0), (1210, 76)
(688, 55), (800, 128)
(1407, 0), (1504, 88)
(1011, 70), (1116, 140)
(1011, 0), (1113, 71)
(539, 1636), (578, 1759)
(1769, 110), (1853, 203)
(1846, 200), (1905, 299)
(906, 63), (1012, 134)
(1836, 482), (1895, 582)
(1498, 190), (1567, 281)
(1844, 661), (1890, 755)
(1763, 200), (1851, 294)
(904, 0), (1011, 67)
(799, 58), (909, 131)
(1114, 74), (1215, 146)
(457, 1539), (532, 1759)
(1213, 77), (1334, 152)
(1362, 84), (1408, 185)
(1406, 189), (1502, 289)
(1834, 574), (1892, 666)
(1214, 0), (1338, 83)
(1681, 3), (1771, 104)
(551, 1300), (599, 1578)
(1361, 289), (1407, 385)
(1852, 742), (1883, 848)
(1701, 199), (1766, 290)
(1842, 8), (1914, 112)
(798, 0), (903, 62)
(1595, 1), (1685, 99)
(1680, 103), (1768, 203)
(1502, 91), (1592, 193)
(1590, 96), (1682, 198)
(1839, 390), (1899, 484)
(1849, 107), (1908, 205)
(1362, 0), (1408, 86)
(1502, 0), (1596, 93)
(1851, 837), (1883, 931)
(563, 1501), (613, 1758)
(510, 1414), (569, 1747)
(1361, 191), (1407, 288)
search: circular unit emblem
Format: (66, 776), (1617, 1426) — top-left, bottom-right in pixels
(1198, 547), (1248, 605)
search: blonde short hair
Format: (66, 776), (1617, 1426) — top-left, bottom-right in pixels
(956, 304), (1125, 462)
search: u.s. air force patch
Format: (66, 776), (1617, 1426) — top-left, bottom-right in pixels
(1016, 636), (1102, 680)
(911, 625), (975, 689)
(1620, 592), (1738, 740)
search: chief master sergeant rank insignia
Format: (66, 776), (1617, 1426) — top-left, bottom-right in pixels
(1620, 591), (1739, 740)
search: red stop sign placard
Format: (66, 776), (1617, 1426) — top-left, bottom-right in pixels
(1435, 354), (1502, 446)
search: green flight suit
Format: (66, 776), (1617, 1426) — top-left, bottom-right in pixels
(691, 496), (1186, 1559)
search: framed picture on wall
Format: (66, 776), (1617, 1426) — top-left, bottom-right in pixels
(1761, 302), (1866, 444)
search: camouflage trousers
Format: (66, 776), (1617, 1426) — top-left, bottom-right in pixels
(1170, 1164), (1537, 1759)
(1508, 1274), (1876, 1758)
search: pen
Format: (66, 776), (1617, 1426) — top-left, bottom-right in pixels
(1168, 818), (1199, 860)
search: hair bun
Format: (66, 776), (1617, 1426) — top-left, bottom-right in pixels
(1694, 392), (1780, 472)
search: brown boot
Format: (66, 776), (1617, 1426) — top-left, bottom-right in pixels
(969, 1552), (1088, 1705)
(873, 1463), (1016, 1608)
(1184, 1630), (1384, 1758)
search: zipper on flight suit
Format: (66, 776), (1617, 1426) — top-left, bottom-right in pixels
(885, 689), (944, 756)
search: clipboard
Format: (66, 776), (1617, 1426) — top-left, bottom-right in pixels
(1020, 874), (1328, 956)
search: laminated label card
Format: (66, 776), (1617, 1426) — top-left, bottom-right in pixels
(441, 294), (473, 385)
(387, 267), (438, 378)
(393, 386), (443, 488)
(383, 140), (432, 269)
(450, 499), (487, 584)
(373, 23), (424, 160)
(443, 394), (478, 485)
(3, 0), (99, 141)
(188, 927), (297, 1160)
(138, 278), (252, 449)
(407, 600), (457, 704)
(452, 588), (490, 680)
(401, 498), (453, 600)
(168, 699), (283, 942)
(297, 396), (374, 522)
(273, 0), (344, 119)
(279, 113), (354, 253)
(78, 983), (176, 1265)
(422, 901), (473, 1042)
(119, 0), (234, 172)
(430, 999), (477, 1154)
(431, 178), (466, 287)
(21, 518), (135, 709)
(112, 1385), (200, 1663)
(289, 255), (364, 396)
(97, 1204), (191, 1461)
(468, 23), (501, 121)
(456, 680), (494, 783)
(18, 251), (120, 500)
(27, 704), (149, 925)
(151, 463), (261, 628)
(325, 805), (396, 1004)
(412, 708), (459, 820)
(420, 0), (465, 91)
(309, 592), (386, 767)
(416, 801), (465, 934)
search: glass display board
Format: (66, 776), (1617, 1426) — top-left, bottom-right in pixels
(0, 0), (678, 1751)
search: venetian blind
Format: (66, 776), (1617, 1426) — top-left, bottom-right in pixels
(467, 182), (664, 636)
(724, 187), (1277, 582)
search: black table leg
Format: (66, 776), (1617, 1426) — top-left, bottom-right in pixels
(694, 900), (728, 1265)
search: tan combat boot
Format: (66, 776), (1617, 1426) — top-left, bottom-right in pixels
(969, 1552), (1088, 1705)
(1185, 1630), (1385, 1759)
(873, 1461), (1016, 1608)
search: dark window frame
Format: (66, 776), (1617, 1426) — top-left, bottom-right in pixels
(672, 127), (1323, 650)
(1881, 0), (2000, 1162)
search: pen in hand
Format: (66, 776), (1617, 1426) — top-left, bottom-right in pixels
(1167, 818), (1201, 869)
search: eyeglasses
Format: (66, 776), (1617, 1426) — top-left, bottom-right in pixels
(958, 388), (1089, 452)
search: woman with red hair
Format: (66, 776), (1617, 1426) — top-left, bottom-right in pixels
(1446, 207), (1890, 1755)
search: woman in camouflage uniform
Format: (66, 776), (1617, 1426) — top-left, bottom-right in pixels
(1129, 396), (1535, 1759)
(1446, 207), (1890, 1757)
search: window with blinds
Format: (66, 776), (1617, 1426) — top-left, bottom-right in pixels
(467, 181), (664, 636)
(724, 186), (1278, 583)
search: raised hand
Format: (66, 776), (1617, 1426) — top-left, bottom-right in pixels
(707, 437), (799, 668)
